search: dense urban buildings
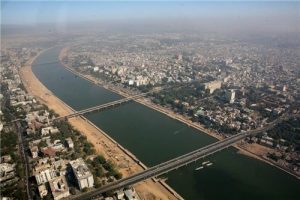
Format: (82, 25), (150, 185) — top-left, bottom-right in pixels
(1, 1), (300, 200)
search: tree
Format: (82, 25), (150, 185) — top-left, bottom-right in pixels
(94, 178), (102, 188)
(38, 140), (47, 148)
(94, 155), (106, 165)
(103, 161), (114, 172)
(114, 172), (122, 180)
(95, 167), (104, 177)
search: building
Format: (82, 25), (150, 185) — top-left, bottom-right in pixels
(1, 155), (12, 163)
(52, 140), (64, 151)
(93, 66), (99, 72)
(283, 85), (287, 92)
(33, 162), (56, 185)
(116, 191), (125, 200)
(30, 146), (39, 158)
(65, 137), (74, 148)
(53, 159), (68, 176)
(204, 81), (222, 94)
(49, 176), (70, 200)
(0, 163), (16, 184)
(124, 188), (139, 200)
(128, 80), (134, 86)
(41, 147), (56, 157)
(260, 135), (274, 148)
(41, 126), (59, 136)
(0, 121), (3, 132)
(70, 158), (94, 190)
(226, 89), (236, 103)
(38, 184), (48, 198)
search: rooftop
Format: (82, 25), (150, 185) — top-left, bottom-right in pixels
(70, 158), (92, 179)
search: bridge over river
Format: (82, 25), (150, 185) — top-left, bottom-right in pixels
(73, 114), (289, 200)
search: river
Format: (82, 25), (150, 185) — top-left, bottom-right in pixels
(32, 47), (300, 200)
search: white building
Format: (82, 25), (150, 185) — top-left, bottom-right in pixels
(70, 158), (94, 190)
(128, 80), (134, 86)
(0, 121), (3, 132)
(124, 188), (139, 200)
(38, 184), (48, 198)
(226, 89), (236, 104)
(41, 126), (59, 136)
(33, 163), (57, 185)
(93, 66), (99, 72)
(52, 140), (64, 151)
(30, 146), (39, 158)
(49, 176), (70, 200)
(65, 137), (74, 148)
(116, 191), (125, 199)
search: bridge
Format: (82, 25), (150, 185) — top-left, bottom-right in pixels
(53, 91), (157, 121)
(73, 115), (288, 200)
(32, 60), (60, 67)
(52, 81), (214, 121)
(32, 59), (210, 122)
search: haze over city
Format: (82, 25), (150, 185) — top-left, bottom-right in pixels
(2, 1), (299, 33)
(1, 1), (300, 200)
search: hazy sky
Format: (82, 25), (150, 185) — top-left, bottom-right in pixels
(1, 1), (299, 24)
(1, 1), (299, 35)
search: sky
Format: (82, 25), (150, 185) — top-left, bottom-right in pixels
(1, 1), (299, 24)
(1, 1), (299, 35)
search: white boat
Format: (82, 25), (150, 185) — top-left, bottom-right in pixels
(202, 161), (210, 165)
(195, 166), (204, 171)
(206, 163), (213, 167)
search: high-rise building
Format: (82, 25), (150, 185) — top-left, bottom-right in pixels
(226, 89), (235, 103)
(70, 158), (94, 190)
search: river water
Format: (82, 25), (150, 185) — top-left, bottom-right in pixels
(32, 47), (300, 200)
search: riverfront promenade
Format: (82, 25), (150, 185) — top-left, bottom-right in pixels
(19, 49), (181, 200)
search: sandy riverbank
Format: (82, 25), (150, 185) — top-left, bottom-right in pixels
(60, 47), (300, 180)
(19, 51), (182, 200)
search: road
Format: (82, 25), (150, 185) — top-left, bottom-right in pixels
(2, 92), (31, 200)
(15, 122), (31, 200)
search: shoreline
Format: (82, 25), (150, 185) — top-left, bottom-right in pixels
(19, 49), (183, 200)
(60, 47), (300, 180)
